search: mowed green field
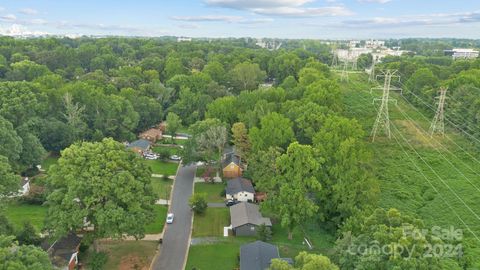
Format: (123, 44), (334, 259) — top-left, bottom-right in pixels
(341, 73), (480, 239)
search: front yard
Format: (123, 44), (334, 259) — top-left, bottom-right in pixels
(185, 238), (252, 270)
(143, 160), (179, 176)
(151, 177), (172, 200)
(87, 240), (158, 270)
(192, 208), (230, 237)
(194, 183), (225, 203)
(144, 205), (168, 234)
(40, 155), (59, 172)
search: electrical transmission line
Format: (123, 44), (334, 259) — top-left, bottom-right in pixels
(371, 70), (400, 141)
(368, 58), (376, 83)
(429, 87), (448, 137)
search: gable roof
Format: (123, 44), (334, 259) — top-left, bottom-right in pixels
(226, 177), (255, 195)
(43, 232), (82, 267)
(139, 128), (162, 139)
(127, 139), (151, 151)
(21, 177), (30, 187)
(240, 241), (279, 270)
(230, 202), (272, 228)
(222, 152), (241, 168)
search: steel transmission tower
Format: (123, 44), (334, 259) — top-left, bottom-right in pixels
(368, 58), (376, 82)
(371, 70), (398, 142)
(429, 87), (448, 136)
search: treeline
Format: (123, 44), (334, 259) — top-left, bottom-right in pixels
(0, 37), (331, 171)
(379, 55), (480, 140)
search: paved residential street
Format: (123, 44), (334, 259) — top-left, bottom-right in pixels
(152, 164), (196, 270)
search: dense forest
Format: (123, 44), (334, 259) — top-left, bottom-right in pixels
(0, 36), (479, 269)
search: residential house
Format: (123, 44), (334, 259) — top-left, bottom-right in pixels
(226, 177), (255, 202)
(19, 177), (30, 196)
(230, 202), (272, 236)
(127, 139), (151, 155)
(240, 241), (282, 270)
(222, 153), (242, 178)
(42, 232), (82, 270)
(139, 126), (163, 143)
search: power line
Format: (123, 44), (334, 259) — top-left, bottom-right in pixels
(395, 103), (480, 193)
(371, 70), (400, 142)
(429, 87), (448, 137)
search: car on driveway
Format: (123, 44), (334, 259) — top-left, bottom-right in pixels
(166, 213), (174, 224)
(226, 199), (239, 207)
(170, 155), (181, 161)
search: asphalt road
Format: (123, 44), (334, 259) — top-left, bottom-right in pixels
(152, 163), (196, 270)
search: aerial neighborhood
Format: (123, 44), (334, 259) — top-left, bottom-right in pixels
(0, 4), (479, 269)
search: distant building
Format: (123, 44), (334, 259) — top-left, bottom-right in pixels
(177, 36), (192, 42)
(365, 39), (385, 49)
(444, 48), (479, 59)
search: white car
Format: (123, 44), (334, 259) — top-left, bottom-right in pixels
(166, 213), (174, 224)
(170, 155), (181, 161)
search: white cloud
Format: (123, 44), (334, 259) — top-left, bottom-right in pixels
(0, 7), (5, 12)
(358, 0), (392, 3)
(19, 8), (38, 15)
(0, 14), (17, 22)
(205, 0), (352, 17)
(171, 15), (243, 22)
(29, 19), (47, 25)
(0, 24), (49, 36)
(205, 0), (313, 9)
(177, 23), (201, 29)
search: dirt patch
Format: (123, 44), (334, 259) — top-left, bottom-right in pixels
(119, 255), (149, 270)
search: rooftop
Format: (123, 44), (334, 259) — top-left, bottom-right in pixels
(240, 241), (279, 270)
(230, 202), (271, 228)
(226, 177), (255, 195)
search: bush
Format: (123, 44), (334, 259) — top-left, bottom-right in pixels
(256, 224), (272, 242)
(16, 221), (41, 246)
(189, 193), (208, 214)
(89, 251), (108, 270)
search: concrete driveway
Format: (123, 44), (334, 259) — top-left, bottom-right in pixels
(151, 163), (196, 270)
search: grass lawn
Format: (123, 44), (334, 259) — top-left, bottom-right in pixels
(192, 208), (230, 237)
(152, 145), (180, 156)
(143, 160), (179, 176)
(151, 177), (172, 200)
(40, 155), (59, 172)
(144, 205), (168, 234)
(4, 202), (47, 231)
(94, 240), (158, 270)
(194, 183), (225, 203)
(186, 238), (253, 270)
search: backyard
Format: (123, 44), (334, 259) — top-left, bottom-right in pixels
(192, 208), (230, 237)
(4, 202), (48, 231)
(40, 155), (59, 172)
(194, 183), (225, 203)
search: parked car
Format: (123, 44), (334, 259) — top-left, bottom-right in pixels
(166, 213), (174, 224)
(170, 155), (181, 161)
(226, 199), (239, 207)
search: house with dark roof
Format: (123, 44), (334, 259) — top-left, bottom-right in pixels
(226, 177), (255, 202)
(42, 232), (82, 270)
(240, 241), (279, 270)
(127, 139), (151, 155)
(222, 152), (242, 178)
(230, 202), (271, 236)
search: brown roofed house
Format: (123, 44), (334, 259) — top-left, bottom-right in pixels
(139, 125), (163, 143)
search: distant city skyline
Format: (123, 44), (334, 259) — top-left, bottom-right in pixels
(0, 0), (479, 39)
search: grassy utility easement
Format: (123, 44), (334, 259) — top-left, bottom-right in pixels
(151, 177), (173, 200)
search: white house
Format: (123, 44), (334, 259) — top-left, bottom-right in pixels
(19, 177), (30, 196)
(444, 48), (479, 59)
(226, 177), (255, 202)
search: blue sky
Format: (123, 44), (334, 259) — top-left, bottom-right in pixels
(0, 0), (479, 39)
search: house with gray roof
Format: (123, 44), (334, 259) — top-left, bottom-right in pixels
(230, 202), (271, 236)
(240, 241), (279, 270)
(127, 139), (151, 155)
(226, 177), (255, 202)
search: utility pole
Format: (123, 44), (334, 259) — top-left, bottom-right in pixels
(368, 58), (376, 83)
(429, 87), (448, 137)
(331, 51), (338, 68)
(371, 70), (399, 142)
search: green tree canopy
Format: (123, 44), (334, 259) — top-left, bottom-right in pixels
(0, 235), (53, 270)
(46, 138), (155, 243)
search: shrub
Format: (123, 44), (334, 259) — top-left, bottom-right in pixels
(189, 193), (208, 214)
(89, 251), (108, 270)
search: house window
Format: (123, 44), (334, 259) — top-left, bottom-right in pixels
(244, 194), (247, 197)
(251, 226), (255, 231)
